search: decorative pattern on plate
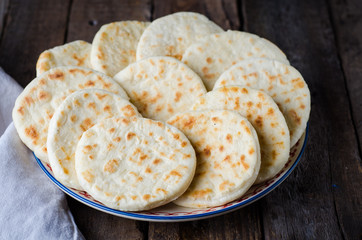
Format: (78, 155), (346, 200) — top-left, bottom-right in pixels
(35, 126), (308, 222)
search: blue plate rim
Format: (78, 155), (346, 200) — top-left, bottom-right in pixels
(35, 124), (308, 221)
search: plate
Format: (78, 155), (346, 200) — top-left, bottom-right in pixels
(35, 125), (308, 222)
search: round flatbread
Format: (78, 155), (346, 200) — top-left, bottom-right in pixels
(214, 58), (310, 147)
(114, 56), (207, 121)
(91, 21), (150, 76)
(136, 12), (223, 61)
(167, 110), (260, 208)
(47, 89), (140, 189)
(191, 86), (290, 183)
(182, 30), (290, 90)
(36, 40), (92, 76)
(75, 117), (197, 211)
(12, 66), (128, 162)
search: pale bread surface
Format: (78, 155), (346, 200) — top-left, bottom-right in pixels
(214, 58), (310, 147)
(75, 117), (196, 211)
(47, 89), (140, 189)
(167, 110), (260, 208)
(191, 86), (290, 183)
(182, 30), (290, 90)
(136, 12), (223, 61)
(36, 40), (92, 76)
(114, 56), (207, 121)
(12, 66), (128, 162)
(91, 21), (150, 76)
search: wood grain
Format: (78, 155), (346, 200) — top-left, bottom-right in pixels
(67, 0), (152, 43)
(65, 0), (151, 238)
(243, 0), (361, 239)
(152, 0), (240, 30)
(0, 0), (9, 37)
(0, 0), (70, 87)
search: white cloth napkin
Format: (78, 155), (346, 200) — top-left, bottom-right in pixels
(0, 68), (84, 239)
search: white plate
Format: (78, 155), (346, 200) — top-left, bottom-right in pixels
(35, 125), (308, 222)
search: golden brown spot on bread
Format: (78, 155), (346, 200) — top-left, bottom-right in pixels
(131, 196), (138, 200)
(290, 109), (301, 125)
(241, 88), (249, 94)
(191, 188), (212, 199)
(25, 125), (38, 141)
(145, 167), (152, 173)
(156, 188), (168, 194)
(203, 146), (211, 156)
(206, 57), (213, 64)
(240, 155), (249, 169)
(219, 145), (224, 152)
(70, 115), (77, 122)
(268, 108), (274, 115)
(115, 195), (125, 201)
(88, 102), (96, 109)
(113, 137), (121, 142)
(127, 132), (136, 140)
(24, 96), (34, 105)
(80, 118), (94, 131)
(219, 180), (235, 191)
(107, 143), (114, 150)
(256, 102), (262, 109)
(172, 133), (180, 140)
(226, 134), (233, 143)
(83, 93), (89, 98)
(121, 105), (136, 117)
(95, 93), (107, 100)
(82, 170), (94, 183)
(255, 116), (263, 128)
(48, 71), (64, 80)
(272, 150), (277, 160)
(83, 145), (93, 153)
(249, 147), (255, 155)
(149, 132), (153, 136)
(223, 155), (231, 163)
(74, 99), (81, 107)
(153, 158), (161, 165)
(257, 92), (265, 100)
(246, 101), (253, 108)
(285, 98), (291, 103)
(183, 116), (196, 129)
(17, 107), (24, 115)
(103, 105), (111, 112)
(104, 159), (119, 173)
(174, 91), (182, 102)
(38, 91), (49, 100)
(181, 141), (188, 147)
(109, 128), (115, 133)
(300, 104), (306, 109)
(143, 194), (151, 201)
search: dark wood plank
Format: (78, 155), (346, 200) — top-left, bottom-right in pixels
(66, 0), (152, 43)
(327, 1), (362, 238)
(65, 0), (152, 239)
(243, 0), (361, 239)
(152, 0), (241, 30)
(149, 204), (262, 240)
(0, 0), (70, 87)
(67, 198), (145, 240)
(329, 0), (362, 164)
(0, 0), (9, 37)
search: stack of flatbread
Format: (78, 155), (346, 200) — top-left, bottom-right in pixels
(12, 12), (310, 211)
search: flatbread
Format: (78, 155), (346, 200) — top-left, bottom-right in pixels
(114, 56), (207, 121)
(12, 66), (128, 162)
(167, 110), (260, 208)
(182, 30), (290, 90)
(36, 40), (92, 76)
(136, 12), (223, 61)
(191, 86), (290, 183)
(214, 58), (310, 147)
(75, 117), (196, 211)
(47, 89), (140, 189)
(91, 21), (150, 76)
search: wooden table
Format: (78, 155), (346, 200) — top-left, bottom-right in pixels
(1, 0), (361, 239)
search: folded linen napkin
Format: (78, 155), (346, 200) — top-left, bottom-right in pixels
(0, 68), (84, 239)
